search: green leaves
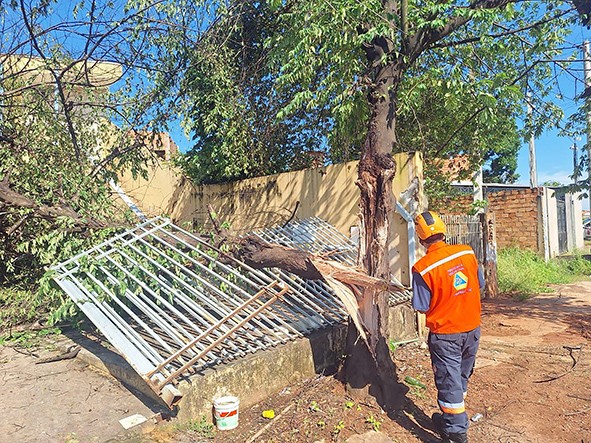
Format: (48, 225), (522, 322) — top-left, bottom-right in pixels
(0, 0), (583, 328)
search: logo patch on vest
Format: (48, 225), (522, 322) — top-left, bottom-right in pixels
(453, 271), (468, 290)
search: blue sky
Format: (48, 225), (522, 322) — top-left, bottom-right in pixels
(513, 53), (589, 210)
(517, 129), (575, 187)
(515, 80), (582, 188)
(515, 24), (591, 193)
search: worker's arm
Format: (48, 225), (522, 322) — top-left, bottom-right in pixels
(478, 266), (485, 289)
(412, 271), (431, 313)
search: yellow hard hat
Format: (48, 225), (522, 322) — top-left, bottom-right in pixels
(415, 211), (446, 241)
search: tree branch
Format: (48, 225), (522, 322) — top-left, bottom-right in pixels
(19, 0), (82, 161)
(432, 7), (574, 50)
(0, 175), (105, 229)
(407, 0), (517, 61)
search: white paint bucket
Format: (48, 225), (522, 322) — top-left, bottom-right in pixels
(213, 395), (240, 430)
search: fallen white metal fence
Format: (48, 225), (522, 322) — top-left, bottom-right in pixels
(52, 217), (411, 407)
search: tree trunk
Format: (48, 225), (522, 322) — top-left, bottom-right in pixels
(341, 61), (407, 409)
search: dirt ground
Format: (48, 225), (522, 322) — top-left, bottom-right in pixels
(164, 281), (591, 443)
(0, 339), (164, 443)
(2, 281), (591, 443)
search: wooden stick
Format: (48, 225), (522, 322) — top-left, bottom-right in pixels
(533, 346), (582, 383)
(246, 403), (294, 443)
(35, 346), (80, 364)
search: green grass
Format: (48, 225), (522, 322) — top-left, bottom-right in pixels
(175, 416), (216, 439)
(0, 287), (41, 330)
(0, 284), (64, 347)
(498, 248), (591, 298)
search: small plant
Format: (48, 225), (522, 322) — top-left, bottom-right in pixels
(178, 416), (216, 439)
(316, 420), (326, 429)
(309, 400), (320, 412)
(333, 420), (345, 435)
(388, 339), (399, 353)
(365, 414), (381, 432)
(404, 375), (427, 399)
(344, 400), (355, 409)
(404, 375), (426, 389)
(468, 199), (488, 215)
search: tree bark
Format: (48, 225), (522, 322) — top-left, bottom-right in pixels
(236, 235), (406, 292)
(340, 59), (406, 409)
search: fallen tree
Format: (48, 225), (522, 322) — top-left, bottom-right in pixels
(235, 234), (410, 348)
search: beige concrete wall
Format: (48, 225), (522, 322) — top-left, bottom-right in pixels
(3, 55), (122, 87)
(119, 153), (423, 284)
(118, 163), (187, 219)
(190, 161), (362, 234)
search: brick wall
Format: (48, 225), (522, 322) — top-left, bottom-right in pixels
(488, 189), (540, 250)
(433, 188), (541, 251)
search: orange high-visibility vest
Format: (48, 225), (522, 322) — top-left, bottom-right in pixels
(412, 241), (481, 334)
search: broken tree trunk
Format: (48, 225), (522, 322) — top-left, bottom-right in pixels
(238, 235), (406, 291)
(332, 49), (405, 409)
(235, 235), (408, 346)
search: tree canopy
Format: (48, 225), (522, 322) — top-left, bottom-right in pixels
(164, 1), (587, 196)
(0, 0), (197, 286)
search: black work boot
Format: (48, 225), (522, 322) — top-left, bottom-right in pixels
(442, 432), (468, 443)
(431, 413), (448, 439)
(432, 413), (468, 443)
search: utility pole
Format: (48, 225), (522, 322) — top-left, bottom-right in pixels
(572, 142), (578, 185)
(472, 166), (484, 212)
(584, 41), (591, 209)
(527, 94), (538, 188)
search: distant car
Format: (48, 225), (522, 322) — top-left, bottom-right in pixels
(585, 220), (591, 240)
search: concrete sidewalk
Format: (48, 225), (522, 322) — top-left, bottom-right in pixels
(0, 341), (162, 443)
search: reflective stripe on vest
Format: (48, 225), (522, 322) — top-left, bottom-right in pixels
(419, 250), (475, 277)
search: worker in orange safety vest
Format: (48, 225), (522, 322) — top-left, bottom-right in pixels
(411, 211), (484, 443)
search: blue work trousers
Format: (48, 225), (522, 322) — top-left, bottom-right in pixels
(429, 327), (480, 434)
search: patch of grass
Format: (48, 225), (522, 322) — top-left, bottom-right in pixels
(0, 327), (61, 348)
(0, 272), (76, 334)
(175, 416), (216, 439)
(558, 252), (591, 276)
(498, 248), (591, 298)
(365, 414), (381, 432)
(0, 287), (41, 331)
